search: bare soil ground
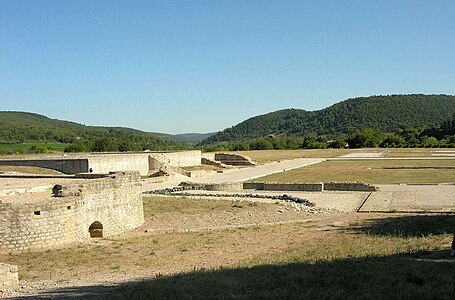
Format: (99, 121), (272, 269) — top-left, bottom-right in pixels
(2, 196), (453, 299)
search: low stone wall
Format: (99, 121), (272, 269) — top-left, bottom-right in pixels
(0, 159), (89, 174)
(244, 182), (378, 192)
(203, 183), (244, 191)
(88, 154), (150, 175)
(0, 263), (18, 290)
(179, 182), (244, 192)
(201, 157), (231, 169)
(163, 151), (201, 168)
(243, 182), (323, 191)
(214, 153), (256, 166)
(0, 151), (202, 176)
(323, 182), (378, 192)
(0, 172), (144, 252)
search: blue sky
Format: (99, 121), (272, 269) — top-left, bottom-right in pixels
(1, 1), (454, 134)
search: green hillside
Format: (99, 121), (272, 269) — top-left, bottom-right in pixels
(201, 94), (455, 144)
(0, 112), (185, 153)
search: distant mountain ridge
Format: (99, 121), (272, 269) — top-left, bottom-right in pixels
(0, 111), (186, 150)
(151, 132), (215, 145)
(201, 94), (455, 145)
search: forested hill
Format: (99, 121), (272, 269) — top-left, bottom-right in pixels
(201, 94), (455, 144)
(0, 112), (184, 151)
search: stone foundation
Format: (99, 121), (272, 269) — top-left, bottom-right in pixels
(0, 151), (201, 175)
(243, 182), (378, 192)
(0, 172), (144, 252)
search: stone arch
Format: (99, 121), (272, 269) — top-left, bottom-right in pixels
(89, 221), (103, 238)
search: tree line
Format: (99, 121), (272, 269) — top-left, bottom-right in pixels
(204, 115), (455, 151)
(202, 94), (455, 145)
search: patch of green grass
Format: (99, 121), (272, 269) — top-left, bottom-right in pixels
(255, 159), (455, 184)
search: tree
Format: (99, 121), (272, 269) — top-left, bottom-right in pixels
(346, 129), (384, 148)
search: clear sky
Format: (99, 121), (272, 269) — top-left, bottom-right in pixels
(1, 0), (455, 134)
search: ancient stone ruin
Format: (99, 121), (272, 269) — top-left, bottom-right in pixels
(0, 171), (144, 252)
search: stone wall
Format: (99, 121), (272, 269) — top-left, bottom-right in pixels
(0, 172), (144, 252)
(88, 154), (150, 175)
(323, 182), (378, 191)
(214, 153), (256, 166)
(201, 157), (231, 169)
(244, 182), (378, 192)
(161, 151), (201, 168)
(0, 159), (89, 174)
(0, 151), (201, 176)
(243, 182), (323, 191)
(0, 263), (18, 290)
(202, 182), (244, 191)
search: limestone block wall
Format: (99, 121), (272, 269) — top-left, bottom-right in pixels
(214, 153), (256, 166)
(243, 182), (323, 191)
(0, 172), (144, 252)
(88, 154), (150, 175)
(323, 182), (378, 191)
(0, 159), (89, 174)
(243, 182), (377, 192)
(0, 263), (18, 290)
(80, 172), (144, 237)
(0, 151), (201, 176)
(201, 157), (231, 169)
(202, 182), (244, 191)
(160, 151), (201, 167)
(0, 196), (86, 251)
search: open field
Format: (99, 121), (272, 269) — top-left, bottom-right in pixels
(0, 142), (68, 155)
(226, 148), (455, 163)
(1, 196), (455, 299)
(226, 149), (355, 163)
(254, 159), (455, 184)
(385, 148), (455, 157)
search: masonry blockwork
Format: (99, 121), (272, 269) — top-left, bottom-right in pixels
(0, 171), (144, 252)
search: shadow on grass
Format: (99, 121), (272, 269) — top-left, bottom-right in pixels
(11, 250), (455, 300)
(352, 214), (455, 237)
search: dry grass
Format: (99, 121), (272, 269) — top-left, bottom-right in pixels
(254, 159), (455, 184)
(143, 196), (235, 216)
(1, 197), (454, 299)
(228, 149), (355, 163)
(385, 148), (455, 157)
(228, 148), (455, 163)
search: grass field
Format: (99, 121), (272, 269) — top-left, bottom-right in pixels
(0, 142), (68, 155)
(228, 148), (455, 163)
(254, 159), (455, 184)
(385, 148), (455, 157)
(227, 149), (356, 163)
(1, 197), (454, 299)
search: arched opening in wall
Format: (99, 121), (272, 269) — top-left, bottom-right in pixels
(89, 221), (103, 238)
